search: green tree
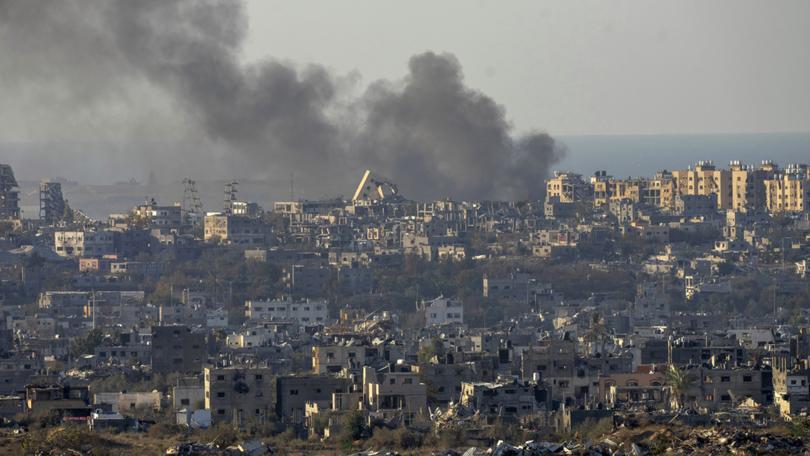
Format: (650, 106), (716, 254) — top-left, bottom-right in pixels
(70, 328), (104, 358)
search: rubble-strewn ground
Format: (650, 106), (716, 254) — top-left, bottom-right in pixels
(458, 425), (810, 456)
(343, 424), (810, 456)
(2, 423), (809, 456)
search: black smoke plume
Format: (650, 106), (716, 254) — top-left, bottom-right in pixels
(0, 0), (564, 201)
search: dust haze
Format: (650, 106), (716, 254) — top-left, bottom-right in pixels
(0, 0), (563, 201)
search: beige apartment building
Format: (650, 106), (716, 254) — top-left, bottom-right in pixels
(591, 170), (674, 210)
(765, 164), (810, 213)
(671, 161), (732, 210)
(546, 171), (588, 203)
(203, 213), (267, 246)
(729, 160), (777, 211)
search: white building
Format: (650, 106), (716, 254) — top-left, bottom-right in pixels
(203, 213), (266, 246)
(205, 308), (229, 328)
(420, 296), (464, 327)
(226, 328), (271, 349)
(54, 230), (115, 258)
(93, 391), (161, 414)
(132, 200), (182, 229)
(244, 298), (328, 326)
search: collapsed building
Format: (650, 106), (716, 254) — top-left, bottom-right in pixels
(352, 170), (401, 204)
(0, 164), (20, 222)
(40, 181), (66, 225)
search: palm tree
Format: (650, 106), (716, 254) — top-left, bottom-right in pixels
(665, 364), (691, 410)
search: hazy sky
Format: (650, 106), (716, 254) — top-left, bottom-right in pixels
(1, 0), (809, 193)
(245, 0), (810, 135)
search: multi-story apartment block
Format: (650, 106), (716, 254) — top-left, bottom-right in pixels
(362, 363), (427, 424)
(546, 171), (589, 203)
(39, 181), (66, 225)
(591, 171), (612, 207)
(420, 296), (464, 327)
(0, 164), (20, 221)
(765, 164), (810, 213)
(132, 199), (182, 230)
(276, 375), (351, 425)
(204, 367), (275, 425)
(282, 264), (331, 297)
(729, 161), (775, 211)
(204, 213), (267, 246)
(54, 229), (115, 258)
(460, 380), (552, 422)
(245, 298), (328, 326)
(645, 171), (676, 209)
(483, 272), (553, 305)
(151, 325), (206, 375)
(312, 345), (368, 374)
(672, 161), (732, 210)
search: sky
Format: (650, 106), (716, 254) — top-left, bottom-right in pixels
(0, 0), (808, 194)
(245, 0), (810, 136)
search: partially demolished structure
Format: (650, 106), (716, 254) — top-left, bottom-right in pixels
(40, 181), (66, 225)
(352, 170), (401, 203)
(0, 164), (20, 221)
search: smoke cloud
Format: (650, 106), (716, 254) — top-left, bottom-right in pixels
(0, 0), (564, 201)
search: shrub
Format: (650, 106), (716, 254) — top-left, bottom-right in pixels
(394, 426), (421, 449)
(368, 426), (396, 448)
(438, 423), (467, 449)
(338, 410), (366, 449)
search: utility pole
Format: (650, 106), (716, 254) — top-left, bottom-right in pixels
(91, 291), (96, 330)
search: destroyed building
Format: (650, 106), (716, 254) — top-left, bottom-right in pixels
(0, 164), (20, 222)
(39, 181), (66, 225)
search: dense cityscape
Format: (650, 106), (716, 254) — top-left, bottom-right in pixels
(2, 0), (809, 454)
(0, 158), (809, 454)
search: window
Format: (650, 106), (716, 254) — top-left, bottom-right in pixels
(217, 392), (225, 398)
(720, 376), (730, 383)
(404, 378), (413, 384)
(290, 389), (299, 395)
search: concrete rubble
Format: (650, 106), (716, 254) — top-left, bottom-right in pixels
(165, 440), (273, 456)
(468, 427), (810, 456)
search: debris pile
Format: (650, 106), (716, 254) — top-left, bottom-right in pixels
(430, 402), (479, 430)
(346, 451), (402, 456)
(467, 427), (809, 456)
(483, 439), (645, 456)
(667, 428), (806, 455)
(165, 440), (272, 456)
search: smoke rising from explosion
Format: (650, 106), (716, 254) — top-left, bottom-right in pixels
(0, 0), (564, 201)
